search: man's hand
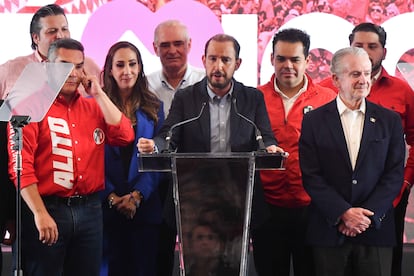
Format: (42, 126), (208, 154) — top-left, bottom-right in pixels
(20, 184), (59, 246)
(34, 211), (58, 245)
(266, 145), (288, 156)
(340, 207), (374, 235)
(81, 71), (102, 98)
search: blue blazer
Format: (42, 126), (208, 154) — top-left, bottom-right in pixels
(103, 105), (164, 224)
(299, 99), (405, 246)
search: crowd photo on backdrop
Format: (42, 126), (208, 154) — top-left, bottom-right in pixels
(1, 1), (414, 276)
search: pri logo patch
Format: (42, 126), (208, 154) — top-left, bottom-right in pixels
(93, 128), (105, 145)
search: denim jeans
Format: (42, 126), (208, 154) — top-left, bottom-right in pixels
(19, 193), (102, 276)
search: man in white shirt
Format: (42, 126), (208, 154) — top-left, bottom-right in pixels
(146, 19), (205, 276)
(147, 19), (204, 116)
(299, 47), (405, 276)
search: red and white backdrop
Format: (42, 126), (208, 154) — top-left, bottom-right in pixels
(1, 0), (414, 242)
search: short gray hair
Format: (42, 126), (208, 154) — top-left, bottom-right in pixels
(153, 19), (189, 44)
(331, 47), (369, 75)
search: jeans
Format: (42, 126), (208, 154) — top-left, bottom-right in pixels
(19, 193), (102, 276)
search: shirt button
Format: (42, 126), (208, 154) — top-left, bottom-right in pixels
(352, 180), (357, 185)
(79, 175), (83, 180)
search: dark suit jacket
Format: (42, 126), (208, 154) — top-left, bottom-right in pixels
(299, 99), (405, 247)
(154, 77), (277, 152)
(154, 77), (277, 229)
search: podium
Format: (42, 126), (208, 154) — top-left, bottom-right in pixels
(139, 152), (285, 276)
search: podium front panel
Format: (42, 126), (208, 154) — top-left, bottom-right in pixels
(176, 157), (248, 276)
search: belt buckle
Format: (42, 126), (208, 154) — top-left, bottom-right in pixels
(67, 195), (82, 206)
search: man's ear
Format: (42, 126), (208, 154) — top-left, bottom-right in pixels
(32, 33), (40, 46)
(153, 42), (160, 57)
(332, 74), (340, 89)
(202, 55), (206, 68)
(235, 58), (242, 71)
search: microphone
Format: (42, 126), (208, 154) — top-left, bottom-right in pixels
(232, 97), (266, 152)
(163, 102), (207, 153)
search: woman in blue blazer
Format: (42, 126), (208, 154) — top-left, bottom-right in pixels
(100, 41), (164, 276)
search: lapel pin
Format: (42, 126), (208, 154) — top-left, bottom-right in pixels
(370, 117), (376, 123)
(303, 105), (313, 114)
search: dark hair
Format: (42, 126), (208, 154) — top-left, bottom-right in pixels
(349, 22), (387, 48)
(30, 4), (66, 50)
(204, 34), (241, 59)
(47, 38), (84, 62)
(272, 28), (310, 57)
(102, 41), (160, 124)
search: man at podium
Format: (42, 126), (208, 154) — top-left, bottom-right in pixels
(138, 34), (285, 274)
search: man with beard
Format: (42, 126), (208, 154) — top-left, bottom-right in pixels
(137, 34), (285, 274)
(318, 22), (414, 276)
(138, 33), (283, 155)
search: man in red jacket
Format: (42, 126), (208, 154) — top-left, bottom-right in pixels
(318, 23), (414, 276)
(253, 28), (336, 276)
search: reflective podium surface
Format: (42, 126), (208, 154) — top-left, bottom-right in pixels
(139, 152), (285, 276)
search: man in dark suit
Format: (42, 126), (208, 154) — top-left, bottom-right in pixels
(299, 47), (405, 276)
(138, 33), (285, 274)
(139, 34), (281, 154)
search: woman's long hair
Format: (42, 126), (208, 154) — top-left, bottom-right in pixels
(102, 41), (160, 125)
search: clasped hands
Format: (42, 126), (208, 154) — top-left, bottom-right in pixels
(108, 193), (137, 219)
(338, 207), (374, 237)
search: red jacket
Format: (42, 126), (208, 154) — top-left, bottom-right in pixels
(319, 67), (414, 206)
(258, 74), (336, 207)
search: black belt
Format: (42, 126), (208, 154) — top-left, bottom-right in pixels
(42, 193), (99, 206)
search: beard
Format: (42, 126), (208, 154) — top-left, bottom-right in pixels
(207, 71), (232, 90)
(371, 59), (382, 74)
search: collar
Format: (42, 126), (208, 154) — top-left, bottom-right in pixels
(336, 95), (366, 115)
(273, 74), (309, 99)
(35, 50), (47, 62)
(371, 67), (382, 84)
(207, 81), (233, 101)
(55, 90), (82, 105)
(160, 65), (191, 89)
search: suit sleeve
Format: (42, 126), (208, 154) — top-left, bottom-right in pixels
(299, 113), (352, 225)
(362, 112), (405, 228)
(254, 90), (277, 147)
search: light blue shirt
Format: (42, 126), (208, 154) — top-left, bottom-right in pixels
(147, 65), (205, 116)
(207, 84), (233, 153)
